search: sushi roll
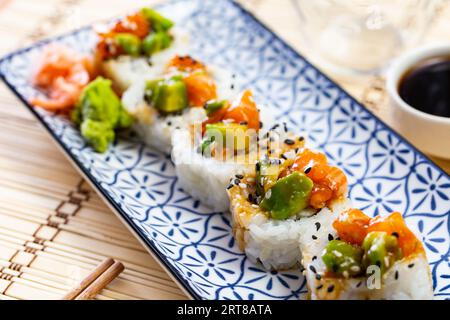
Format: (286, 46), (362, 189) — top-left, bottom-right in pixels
(122, 55), (236, 153)
(227, 133), (350, 270)
(298, 208), (433, 300)
(95, 7), (188, 94)
(171, 89), (274, 212)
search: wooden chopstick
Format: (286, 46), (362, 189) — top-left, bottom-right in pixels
(74, 261), (125, 300)
(62, 258), (123, 300)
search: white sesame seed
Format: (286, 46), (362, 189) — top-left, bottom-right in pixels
(350, 266), (360, 272)
(239, 183), (247, 189)
(265, 189), (272, 199)
(333, 250), (342, 257)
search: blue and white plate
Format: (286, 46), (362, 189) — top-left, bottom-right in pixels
(0, 0), (449, 300)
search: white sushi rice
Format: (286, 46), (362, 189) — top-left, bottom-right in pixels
(171, 127), (252, 212)
(243, 199), (352, 270)
(297, 205), (434, 300)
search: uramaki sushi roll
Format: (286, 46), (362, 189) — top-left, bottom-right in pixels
(227, 132), (350, 270)
(297, 208), (433, 299)
(95, 7), (189, 94)
(171, 89), (273, 212)
(122, 55), (236, 153)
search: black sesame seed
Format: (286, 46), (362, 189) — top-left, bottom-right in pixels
(270, 124), (280, 131)
(304, 167), (312, 174)
(234, 179), (240, 185)
(239, 121), (248, 125)
(232, 74), (236, 78)
(259, 121), (263, 129)
(284, 138), (295, 145)
(281, 154), (288, 160)
(295, 148), (299, 153)
(395, 270), (399, 280)
(175, 126), (181, 130)
(392, 232), (399, 238)
(408, 263), (415, 268)
(315, 222), (321, 231)
(235, 174), (244, 179)
(315, 274), (322, 280)
(283, 122), (288, 132)
(327, 285), (335, 293)
(316, 284), (323, 290)
(226, 184), (233, 190)
(167, 121), (172, 126)
(231, 84), (235, 90)
(312, 256), (317, 261)
(312, 235), (318, 240)
(298, 136), (305, 142)
(375, 261), (381, 268)
(256, 162), (261, 171)
(328, 234), (334, 241)
(356, 281), (363, 288)
(309, 265), (317, 274)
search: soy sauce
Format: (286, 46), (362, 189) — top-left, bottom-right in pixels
(399, 56), (450, 118)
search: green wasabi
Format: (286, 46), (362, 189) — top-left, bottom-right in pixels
(72, 76), (133, 153)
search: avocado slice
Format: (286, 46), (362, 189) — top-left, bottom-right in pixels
(142, 32), (172, 56)
(362, 231), (402, 275)
(141, 8), (174, 32)
(204, 122), (249, 151)
(255, 158), (281, 197)
(115, 33), (142, 56)
(322, 240), (364, 277)
(145, 77), (188, 114)
(259, 172), (313, 220)
(204, 100), (226, 116)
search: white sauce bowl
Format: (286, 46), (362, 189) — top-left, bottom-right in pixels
(386, 44), (450, 159)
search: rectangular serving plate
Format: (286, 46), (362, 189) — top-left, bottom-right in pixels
(0, 0), (449, 300)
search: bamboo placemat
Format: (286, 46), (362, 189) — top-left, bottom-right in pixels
(0, 0), (448, 300)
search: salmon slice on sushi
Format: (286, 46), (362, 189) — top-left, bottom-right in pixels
(298, 208), (433, 300)
(122, 55), (236, 153)
(227, 136), (351, 270)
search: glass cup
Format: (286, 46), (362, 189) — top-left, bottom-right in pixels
(294, 0), (437, 77)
